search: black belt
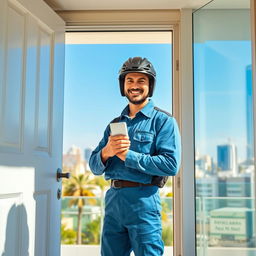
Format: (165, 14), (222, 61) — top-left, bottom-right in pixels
(111, 179), (153, 188)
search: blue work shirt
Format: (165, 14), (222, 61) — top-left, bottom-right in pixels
(89, 100), (181, 184)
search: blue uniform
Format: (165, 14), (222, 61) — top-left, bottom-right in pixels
(89, 100), (181, 256)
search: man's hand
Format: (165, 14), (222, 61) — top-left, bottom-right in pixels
(116, 150), (129, 161)
(101, 135), (130, 163)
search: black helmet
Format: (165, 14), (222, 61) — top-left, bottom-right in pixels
(118, 57), (156, 97)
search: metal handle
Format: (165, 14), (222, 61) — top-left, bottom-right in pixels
(56, 168), (70, 182)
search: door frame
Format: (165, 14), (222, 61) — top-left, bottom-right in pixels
(251, 0), (256, 244)
(58, 2), (256, 255)
(60, 9), (195, 256)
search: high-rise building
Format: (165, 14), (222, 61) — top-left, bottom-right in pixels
(218, 176), (252, 208)
(84, 147), (93, 170)
(196, 177), (219, 211)
(217, 143), (237, 177)
(84, 147), (93, 162)
(246, 65), (254, 161)
(195, 154), (214, 175)
(63, 145), (85, 176)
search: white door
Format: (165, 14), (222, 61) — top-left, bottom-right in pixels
(0, 0), (65, 255)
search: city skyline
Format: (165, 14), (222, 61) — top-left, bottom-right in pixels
(194, 40), (252, 163)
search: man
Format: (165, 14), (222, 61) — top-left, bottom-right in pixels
(89, 57), (181, 256)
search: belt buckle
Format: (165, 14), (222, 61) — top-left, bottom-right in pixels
(112, 180), (122, 188)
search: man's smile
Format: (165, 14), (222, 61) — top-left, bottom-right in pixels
(128, 89), (144, 95)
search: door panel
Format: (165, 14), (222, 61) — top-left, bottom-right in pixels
(34, 191), (50, 256)
(0, 1), (26, 152)
(35, 26), (53, 152)
(0, 0), (65, 255)
(0, 166), (35, 256)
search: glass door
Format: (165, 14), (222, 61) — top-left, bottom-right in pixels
(193, 1), (255, 255)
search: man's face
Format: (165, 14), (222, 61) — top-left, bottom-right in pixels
(124, 72), (150, 105)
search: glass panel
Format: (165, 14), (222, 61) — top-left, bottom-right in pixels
(193, 1), (255, 255)
(62, 32), (174, 254)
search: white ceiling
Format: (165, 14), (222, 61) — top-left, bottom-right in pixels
(43, 0), (250, 11)
(43, 0), (210, 11)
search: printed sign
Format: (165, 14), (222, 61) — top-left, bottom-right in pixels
(210, 218), (246, 235)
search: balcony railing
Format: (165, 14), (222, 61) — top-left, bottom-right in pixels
(61, 196), (173, 256)
(61, 196), (256, 256)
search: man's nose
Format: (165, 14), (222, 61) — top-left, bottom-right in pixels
(133, 81), (141, 87)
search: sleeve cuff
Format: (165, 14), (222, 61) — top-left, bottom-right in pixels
(125, 150), (141, 169)
(94, 150), (106, 174)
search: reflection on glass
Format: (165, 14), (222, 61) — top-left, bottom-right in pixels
(193, 1), (255, 255)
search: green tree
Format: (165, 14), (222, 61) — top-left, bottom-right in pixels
(90, 175), (110, 197)
(162, 222), (173, 246)
(61, 223), (77, 244)
(83, 216), (101, 244)
(63, 173), (96, 244)
(161, 200), (173, 245)
(88, 175), (109, 230)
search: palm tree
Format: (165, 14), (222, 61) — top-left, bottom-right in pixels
(62, 173), (96, 244)
(89, 175), (110, 200)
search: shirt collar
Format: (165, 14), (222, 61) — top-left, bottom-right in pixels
(121, 100), (155, 119)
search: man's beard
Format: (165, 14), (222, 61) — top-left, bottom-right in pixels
(125, 89), (149, 105)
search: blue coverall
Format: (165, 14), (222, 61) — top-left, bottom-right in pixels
(89, 100), (181, 256)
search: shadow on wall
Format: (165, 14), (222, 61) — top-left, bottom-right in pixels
(2, 204), (29, 256)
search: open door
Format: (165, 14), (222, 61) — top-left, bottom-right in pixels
(0, 0), (65, 255)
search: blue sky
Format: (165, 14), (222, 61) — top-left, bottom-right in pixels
(194, 41), (252, 162)
(63, 44), (172, 153)
(63, 41), (252, 163)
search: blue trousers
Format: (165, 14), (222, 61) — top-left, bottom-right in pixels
(101, 185), (164, 256)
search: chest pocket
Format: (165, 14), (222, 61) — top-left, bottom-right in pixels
(133, 131), (154, 153)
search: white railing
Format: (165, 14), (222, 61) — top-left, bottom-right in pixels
(61, 196), (173, 255)
(61, 196), (256, 255)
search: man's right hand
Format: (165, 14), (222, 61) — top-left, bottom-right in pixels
(101, 135), (131, 164)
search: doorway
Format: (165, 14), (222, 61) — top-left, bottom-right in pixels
(61, 31), (176, 256)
